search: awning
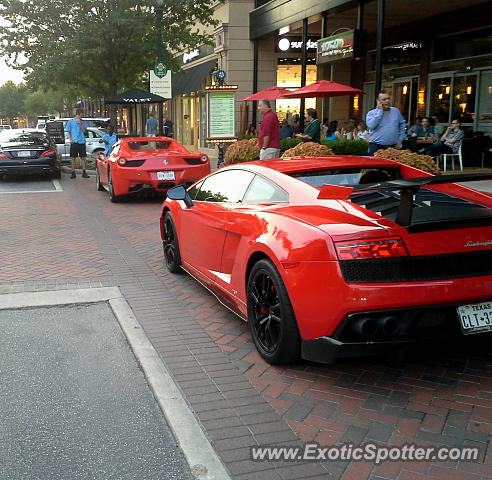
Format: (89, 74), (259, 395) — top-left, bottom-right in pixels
(105, 88), (167, 104)
(172, 59), (217, 97)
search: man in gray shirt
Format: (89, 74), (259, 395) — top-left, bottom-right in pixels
(423, 119), (464, 157)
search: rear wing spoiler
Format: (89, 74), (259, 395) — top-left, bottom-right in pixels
(318, 173), (492, 227)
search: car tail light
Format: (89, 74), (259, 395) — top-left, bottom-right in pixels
(0, 152), (8, 158)
(40, 148), (56, 157)
(201, 155), (208, 163)
(118, 157), (127, 165)
(335, 237), (409, 260)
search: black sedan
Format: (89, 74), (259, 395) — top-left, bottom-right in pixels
(0, 128), (61, 178)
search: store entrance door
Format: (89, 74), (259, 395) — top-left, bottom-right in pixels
(178, 96), (199, 151)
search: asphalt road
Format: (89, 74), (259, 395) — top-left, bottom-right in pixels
(0, 302), (194, 480)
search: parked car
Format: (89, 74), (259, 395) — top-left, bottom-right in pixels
(95, 136), (210, 202)
(56, 117), (110, 129)
(0, 125), (12, 131)
(0, 128), (61, 178)
(57, 127), (107, 164)
(161, 156), (492, 364)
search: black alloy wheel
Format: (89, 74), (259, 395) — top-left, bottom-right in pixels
(108, 169), (121, 202)
(163, 212), (182, 273)
(96, 165), (105, 191)
(247, 259), (300, 364)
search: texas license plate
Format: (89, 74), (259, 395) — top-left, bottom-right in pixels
(457, 301), (492, 335)
(18, 151), (31, 157)
(157, 171), (175, 181)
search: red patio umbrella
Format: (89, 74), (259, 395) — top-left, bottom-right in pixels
(240, 86), (291, 101)
(282, 80), (362, 98)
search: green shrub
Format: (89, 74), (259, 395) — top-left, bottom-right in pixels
(321, 139), (369, 155)
(280, 137), (302, 152)
(236, 134), (257, 141)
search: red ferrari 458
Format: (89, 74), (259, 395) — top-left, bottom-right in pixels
(96, 136), (210, 202)
(160, 156), (492, 364)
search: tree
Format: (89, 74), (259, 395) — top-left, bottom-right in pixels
(0, 81), (28, 123)
(0, 0), (218, 100)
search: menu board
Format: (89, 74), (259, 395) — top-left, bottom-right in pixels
(45, 121), (65, 144)
(208, 92), (235, 138)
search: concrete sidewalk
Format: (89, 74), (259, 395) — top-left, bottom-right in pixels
(0, 172), (491, 480)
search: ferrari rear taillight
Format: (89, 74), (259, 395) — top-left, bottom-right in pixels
(201, 155), (208, 163)
(335, 237), (409, 260)
(118, 157), (127, 165)
(40, 148), (56, 157)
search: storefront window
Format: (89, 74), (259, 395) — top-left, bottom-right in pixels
(276, 64), (317, 122)
(452, 75), (476, 124)
(429, 77), (452, 123)
(478, 71), (492, 124)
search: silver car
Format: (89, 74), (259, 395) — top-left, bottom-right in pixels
(57, 127), (107, 164)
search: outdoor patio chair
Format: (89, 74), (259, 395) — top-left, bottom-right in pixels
(437, 143), (463, 172)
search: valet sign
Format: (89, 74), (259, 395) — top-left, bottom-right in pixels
(317, 30), (359, 64)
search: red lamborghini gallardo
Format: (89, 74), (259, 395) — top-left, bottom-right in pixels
(160, 156), (492, 364)
(96, 137), (210, 202)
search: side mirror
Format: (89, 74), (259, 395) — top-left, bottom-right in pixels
(167, 185), (194, 208)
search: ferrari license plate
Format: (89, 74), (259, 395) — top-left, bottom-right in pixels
(458, 301), (492, 335)
(157, 171), (175, 181)
(18, 151), (31, 157)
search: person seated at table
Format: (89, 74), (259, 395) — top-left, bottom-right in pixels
(321, 118), (329, 139)
(407, 116), (422, 136)
(423, 119), (464, 157)
(295, 108), (321, 143)
(279, 119), (294, 139)
(410, 116), (435, 138)
(355, 121), (370, 142)
(346, 117), (358, 138)
(431, 114), (445, 135)
(245, 124), (256, 136)
(292, 117), (302, 136)
(324, 120), (343, 141)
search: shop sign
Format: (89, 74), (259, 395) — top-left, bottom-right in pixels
(150, 70), (172, 98)
(276, 37), (319, 53)
(183, 49), (200, 64)
(208, 92), (235, 138)
(317, 30), (361, 64)
(45, 121), (65, 144)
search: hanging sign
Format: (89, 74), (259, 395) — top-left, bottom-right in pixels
(154, 62), (167, 78)
(150, 70), (172, 98)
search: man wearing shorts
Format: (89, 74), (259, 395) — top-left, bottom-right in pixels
(65, 109), (88, 178)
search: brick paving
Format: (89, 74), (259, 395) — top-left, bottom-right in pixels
(1, 174), (491, 480)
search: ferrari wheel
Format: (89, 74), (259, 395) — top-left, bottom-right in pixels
(247, 259), (300, 364)
(163, 212), (182, 273)
(108, 169), (121, 203)
(96, 165), (104, 191)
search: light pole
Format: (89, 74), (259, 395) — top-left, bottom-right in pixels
(155, 0), (164, 135)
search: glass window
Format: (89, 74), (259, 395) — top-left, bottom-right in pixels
(429, 77), (452, 123)
(478, 71), (492, 123)
(195, 170), (254, 203)
(0, 130), (48, 145)
(128, 141), (170, 150)
(290, 167), (400, 187)
(452, 75), (476, 124)
(187, 180), (204, 200)
(242, 175), (289, 203)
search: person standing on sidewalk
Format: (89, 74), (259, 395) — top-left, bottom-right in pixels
(65, 109), (88, 179)
(258, 99), (280, 160)
(366, 90), (406, 156)
(146, 114), (158, 137)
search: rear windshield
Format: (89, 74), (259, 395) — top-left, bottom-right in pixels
(0, 130), (48, 144)
(128, 141), (171, 150)
(290, 167), (401, 187)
